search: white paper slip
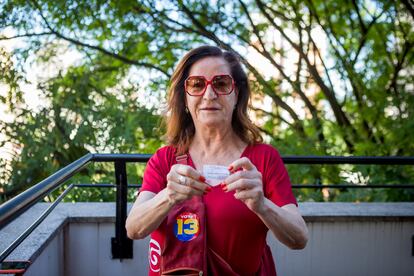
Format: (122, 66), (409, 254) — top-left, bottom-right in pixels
(203, 165), (230, 187)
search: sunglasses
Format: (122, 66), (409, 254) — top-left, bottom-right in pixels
(184, 75), (235, 96)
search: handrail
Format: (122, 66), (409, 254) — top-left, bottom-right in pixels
(92, 153), (152, 162)
(92, 154), (414, 164)
(74, 183), (414, 189)
(0, 184), (75, 262)
(0, 153), (93, 230)
(281, 156), (414, 164)
(0, 153), (413, 263)
(0, 153), (151, 230)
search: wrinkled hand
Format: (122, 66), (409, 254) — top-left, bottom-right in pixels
(223, 157), (264, 213)
(166, 164), (211, 205)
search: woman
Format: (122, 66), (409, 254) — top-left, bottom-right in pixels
(126, 45), (308, 276)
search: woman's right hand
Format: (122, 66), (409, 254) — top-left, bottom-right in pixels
(165, 164), (211, 205)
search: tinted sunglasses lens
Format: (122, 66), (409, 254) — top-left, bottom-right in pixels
(212, 75), (233, 94)
(186, 77), (206, 95)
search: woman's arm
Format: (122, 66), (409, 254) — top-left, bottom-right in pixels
(256, 201), (308, 249)
(224, 157), (308, 249)
(126, 190), (172, 240)
(126, 164), (210, 240)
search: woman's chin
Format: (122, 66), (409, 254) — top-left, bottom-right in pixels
(197, 118), (227, 128)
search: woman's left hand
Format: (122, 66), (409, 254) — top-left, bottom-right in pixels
(223, 157), (265, 213)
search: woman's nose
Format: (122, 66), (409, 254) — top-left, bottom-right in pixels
(203, 84), (217, 100)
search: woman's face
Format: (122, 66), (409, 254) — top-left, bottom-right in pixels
(185, 57), (237, 130)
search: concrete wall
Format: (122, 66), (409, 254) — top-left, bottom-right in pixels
(1, 203), (413, 276)
(64, 222), (149, 276)
(270, 220), (414, 276)
(24, 228), (64, 276)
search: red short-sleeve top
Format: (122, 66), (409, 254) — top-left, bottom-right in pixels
(140, 144), (297, 275)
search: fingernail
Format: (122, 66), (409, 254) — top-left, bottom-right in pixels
(228, 165), (233, 171)
(206, 186), (212, 192)
(199, 175), (206, 182)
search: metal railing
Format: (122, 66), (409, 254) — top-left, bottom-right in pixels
(0, 154), (413, 264)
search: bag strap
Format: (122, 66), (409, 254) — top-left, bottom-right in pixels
(175, 154), (188, 165)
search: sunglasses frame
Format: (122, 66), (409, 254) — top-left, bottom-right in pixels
(184, 74), (235, 96)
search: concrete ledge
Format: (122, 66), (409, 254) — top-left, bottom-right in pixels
(301, 202), (414, 222)
(0, 202), (413, 263)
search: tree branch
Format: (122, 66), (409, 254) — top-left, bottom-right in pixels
(386, 40), (413, 96)
(138, 3), (202, 35)
(351, 0), (367, 33)
(238, 0), (319, 131)
(29, 0), (171, 78)
(256, 0), (353, 131)
(308, 0), (385, 146)
(351, 8), (387, 65)
(400, 0), (414, 20)
(250, 106), (294, 129)
(0, 32), (53, 40)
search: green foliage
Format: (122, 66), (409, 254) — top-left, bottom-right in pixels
(1, 0), (413, 203)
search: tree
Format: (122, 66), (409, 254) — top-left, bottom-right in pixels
(1, 0), (413, 202)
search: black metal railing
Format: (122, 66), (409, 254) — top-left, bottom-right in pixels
(0, 154), (413, 264)
(0, 153), (150, 263)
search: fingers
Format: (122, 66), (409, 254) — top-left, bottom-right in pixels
(166, 179), (203, 196)
(233, 187), (262, 200)
(224, 170), (262, 192)
(223, 177), (261, 193)
(167, 164), (211, 195)
(228, 157), (256, 173)
(172, 164), (207, 183)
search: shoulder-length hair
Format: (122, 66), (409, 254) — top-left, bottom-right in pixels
(165, 45), (262, 154)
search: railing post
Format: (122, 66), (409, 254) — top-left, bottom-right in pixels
(111, 160), (133, 259)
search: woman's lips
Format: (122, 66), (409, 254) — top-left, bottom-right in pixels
(200, 107), (220, 110)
